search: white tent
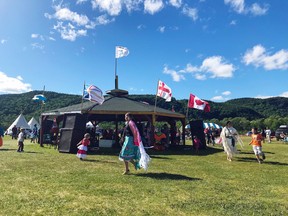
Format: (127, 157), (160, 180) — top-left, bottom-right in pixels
(185, 122), (222, 129)
(6, 114), (30, 135)
(203, 122), (222, 129)
(28, 117), (40, 130)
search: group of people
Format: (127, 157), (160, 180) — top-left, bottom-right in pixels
(220, 121), (266, 164)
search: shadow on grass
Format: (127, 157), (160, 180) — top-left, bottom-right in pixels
(237, 157), (288, 166)
(83, 159), (117, 164)
(0, 148), (17, 152)
(87, 146), (223, 157)
(135, 172), (202, 181)
(150, 155), (173, 160)
(238, 150), (275, 155)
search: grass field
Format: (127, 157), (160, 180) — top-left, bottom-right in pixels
(0, 136), (287, 216)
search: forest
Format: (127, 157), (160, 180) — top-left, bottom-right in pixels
(0, 91), (288, 132)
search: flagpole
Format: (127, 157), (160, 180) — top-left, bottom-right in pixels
(40, 85), (45, 114)
(81, 81), (85, 111)
(115, 56), (118, 89)
(154, 80), (159, 113)
(186, 100), (190, 120)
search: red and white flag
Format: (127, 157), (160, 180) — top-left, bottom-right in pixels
(157, 80), (172, 102)
(188, 93), (210, 112)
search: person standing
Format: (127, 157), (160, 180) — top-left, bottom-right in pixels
(76, 133), (90, 160)
(0, 125), (4, 148)
(265, 127), (272, 143)
(220, 121), (238, 161)
(249, 127), (266, 164)
(12, 125), (17, 139)
(17, 128), (25, 152)
(119, 112), (151, 175)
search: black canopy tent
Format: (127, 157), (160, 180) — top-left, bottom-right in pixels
(40, 89), (186, 152)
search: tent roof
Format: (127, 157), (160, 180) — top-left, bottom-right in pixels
(42, 96), (185, 122)
(7, 114), (30, 132)
(28, 117), (40, 129)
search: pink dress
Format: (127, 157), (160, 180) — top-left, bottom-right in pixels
(76, 138), (90, 159)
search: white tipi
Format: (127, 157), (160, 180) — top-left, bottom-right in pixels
(28, 117), (40, 130)
(6, 114), (30, 134)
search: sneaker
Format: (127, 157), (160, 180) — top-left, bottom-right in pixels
(262, 153), (266, 160)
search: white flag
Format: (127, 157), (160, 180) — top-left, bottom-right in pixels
(157, 80), (172, 102)
(115, 46), (129, 58)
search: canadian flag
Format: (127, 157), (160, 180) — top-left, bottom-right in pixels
(188, 93), (210, 112)
(157, 80), (172, 102)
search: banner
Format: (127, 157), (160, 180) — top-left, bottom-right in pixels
(115, 46), (129, 58)
(157, 80), (172, 102)
(83, 85), (104, 104)
(188, 93), (210, 112)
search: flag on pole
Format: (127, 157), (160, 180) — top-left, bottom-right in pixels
(157, 80), (172, 102)
(83, 85), (105, 104)
(115, 46), (129, 58)
(188, 93), (210, 112)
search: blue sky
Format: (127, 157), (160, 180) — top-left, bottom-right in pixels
(0, 0), (287, 101)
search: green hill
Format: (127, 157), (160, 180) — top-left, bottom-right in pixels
(0, 91), (288, 130)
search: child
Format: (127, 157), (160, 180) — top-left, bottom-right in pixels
(76, 133), (90, 160)
(193, 135), (201, 154)
(249, 127), (266, 164)
(17, 128), (25, 152)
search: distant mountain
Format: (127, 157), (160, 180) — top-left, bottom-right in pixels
(1, 91), (288, 129)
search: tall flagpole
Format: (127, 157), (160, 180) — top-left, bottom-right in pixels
(81, 81), (85, 111)
(154, 80), (159, 113)
(115, 57), (118, 89)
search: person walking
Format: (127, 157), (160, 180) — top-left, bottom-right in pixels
(76, 133), (90, 160)
(119, 112), (151, 175)
(17, 128), (25, 152)
(0, 125), (4, 148)
(265, 127), (272, 143)
(220, 121), (238, 161)
(249, 127), (266, 164)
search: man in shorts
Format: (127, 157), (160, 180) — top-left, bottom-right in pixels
(249, 127), (266, 164)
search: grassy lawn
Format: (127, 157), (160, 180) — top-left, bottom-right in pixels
(0, 136), (287, 216)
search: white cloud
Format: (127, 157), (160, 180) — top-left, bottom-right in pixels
(169, 0), (182, 8)
(92, 0), (122, 16)
(53, 7), (89, 26)
(164, 56), (235, 81)
(0, 72), (32, 94)
(249, 3), (269, 16)
(222, 91), (231, 96)
(182, 5), (198, 21)
(224, 0), (269, 16)
(94, 14), (115, 26)
(158, 26), (165, 33)
(211, 91), (231, 101)
(137, 24), (146, 30)
(76, 0), (88, 4)
(224, 0), (245, 14)
(200, 56), (235, 78)
(163, 66), (185, 82)
(211, 95), (225, 101)
(53, 22), (87, 41)
(243, 44), (288, 70)
(31, 43), (45, 50)
(280, 92), (288, 97)
(144, 0), (164, 15)
(1, 39), (7, 44)
(230, 20), (237, 25)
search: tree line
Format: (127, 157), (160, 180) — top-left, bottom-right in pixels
(0, 91), (287, 132)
